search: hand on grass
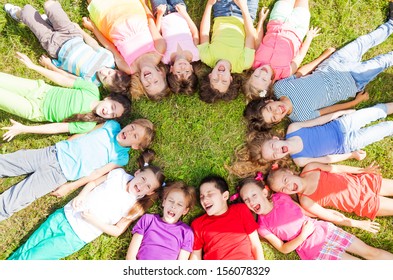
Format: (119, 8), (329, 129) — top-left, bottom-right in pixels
(355, 220), (380, 234)
(39, 54), (53, 69)
(352, 150), (366, 161)
(361, 161), (381, 175)
(16, 52), (36, 69)
(51, 182), (73, 197)
(354, 91), (369, 103)
(1, 119), (27, 142)
(259, 7), (269, 22)
(306, 26), (321, 39)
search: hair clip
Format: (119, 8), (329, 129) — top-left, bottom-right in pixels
(143, 162), (149, 167)
(264, 185), (271, 192)
(271, 163), (279, 170)
(255, 171), (264, 181)
(229, 193), (239, 202)
(162, 182), (166, 187)
(259, 90), (267, 97)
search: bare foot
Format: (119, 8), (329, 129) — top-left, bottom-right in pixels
(82, 17), (94, 31)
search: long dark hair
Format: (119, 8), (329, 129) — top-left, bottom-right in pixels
(62, 93), (131, 123)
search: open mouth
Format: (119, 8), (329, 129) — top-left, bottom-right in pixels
(143, 71), (152, 78)
(204, 204), (213, 211)
(253, 204), (261, 212)
(282, 146), (288, 153)
(293, 183), (298, 192)
(218, 65), (225, 72)
(133, 184), (140, 193)
(167, 211), (176, 218)
(279, 105), (285, 114)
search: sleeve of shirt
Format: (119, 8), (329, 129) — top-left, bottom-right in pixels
(243, 47), (256, 70)
(132, 214), (151, 235)
(239, 203), (259, 234)
(197, 43), (214, 68)
(73, 78), (100, 98)
(191, 219), (204, 251)
(181, 226), (195, 253)
(257, 220), (272, 238)
(68, 121), (97, 134)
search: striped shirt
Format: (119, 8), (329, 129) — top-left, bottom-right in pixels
(52, 37), (115, 86)
(274, 64), (357, 122)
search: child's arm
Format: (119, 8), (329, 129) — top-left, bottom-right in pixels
(318, 92), (369, 116)
(295, 47), (335, 77)
(303, 161), (380, 175)
(300, 197), (381, 233)
(82, 17), (131, 74)
(177, 249), (191, 260)
(234, 0), (257, 50)
(199, 0), (216, 44)
(263, 220), (315, 254)
(189, 249), (202, 260)
(293, 150), (367, 167)
(16, 52), (76, 88)
(175, 4), (200, 45)
(81, 214), (135, 237)
(51, 163), (120, 197)
(290, 27), (321, 75)
(140, 0), (166, 55)
(248, 230), (265, 260)
(2, 120), (70, 141)
(154, 5), (166, 32)
(126, 233), (144, 260)
(255, 7), (269, 49)
(38, 54), (79, 80)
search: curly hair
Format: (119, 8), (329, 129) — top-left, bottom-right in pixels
(243, 96), (280, 132)
(198, 73), (242, 103)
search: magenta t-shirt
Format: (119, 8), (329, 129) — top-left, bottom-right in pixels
(257, 193), (331, 260)
(132, 214), (194, 260)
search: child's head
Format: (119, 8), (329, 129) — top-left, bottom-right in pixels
(167, 61), (198, 95)
(63, 93), (131, 123)
(198, 175), (229, 216)
(242, 65), (274, 101)
(116, 118), (155, 150)
(247, 132), (289, 163)
(238, 176), (272, 215)
(97, 67), (131, 94)
(244, 97), (286, 131)
(266, 168), (302, 195)
(161, 181), (197, 224)
(130, 63), (170, 101)
(198, 61), (241, 103)
(126, 149), (166, 219)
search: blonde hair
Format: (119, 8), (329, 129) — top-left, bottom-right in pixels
(161, 181), (197, 210)
(131, 118), (155, 150)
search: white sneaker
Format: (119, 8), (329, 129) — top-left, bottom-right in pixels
(4, 3), (22, 22)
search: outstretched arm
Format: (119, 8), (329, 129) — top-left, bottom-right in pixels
(303, 161), (380, 175)
(300, 197), (381, 233)
(126, 233), (144, 260)
(249, 230), (265, 260)
(2, 120), (70, 141)
(290, 27), (321, 74)
(255, 7), (269, 49)
(318, 92), (369, 116)
(199, 0), (216, 44)
(263, 219), (315, 254)
(39, 54), (79, 80)
(81, 213), (136, 237)
(293, 150), (367, 167)
(16, 52), (76, 87)
(295, 47), (336, 77)
(234, 0), (257, 49)
(176, 4), (200, 45)
(190, 249), (202, 260)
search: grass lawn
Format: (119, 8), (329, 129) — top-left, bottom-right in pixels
(1, 0), (393, 260)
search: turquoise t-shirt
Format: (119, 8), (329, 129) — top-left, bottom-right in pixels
(197, 16), (255, 73)
(42, 78), (100, 134)
(55, 120), (130, 181)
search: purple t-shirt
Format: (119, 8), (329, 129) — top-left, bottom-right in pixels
(257, 193), (331, 260)
(132, 214), (194, 260)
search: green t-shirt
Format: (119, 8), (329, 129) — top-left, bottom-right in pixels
(197, 16), (255, 73)
(43, 78), (100, 134)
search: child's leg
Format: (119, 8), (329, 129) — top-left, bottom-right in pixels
(0, 72), (49, 121)
(376, 196), (393, 216)
(330, 20), (393, 65)
(345, 236), (393, 260)
(0, 147), (67, 221)
(269, 0), (296, 22)
(8, 209), (86, 260)
(285, 0), (310, 40)
(379, 178), (393, 196)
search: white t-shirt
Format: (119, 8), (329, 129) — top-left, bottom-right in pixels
(64, 168), (137, 242)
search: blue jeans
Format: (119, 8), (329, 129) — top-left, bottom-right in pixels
(319, 20), (393, 91)
(338, 104), (393, 153)
(213, 0), (258, 21)
(150, 0), (186, 16)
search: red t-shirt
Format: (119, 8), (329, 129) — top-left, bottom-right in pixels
(191, 203), (258, 260)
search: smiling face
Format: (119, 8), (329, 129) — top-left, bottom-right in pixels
(249, 65), (274, 93)
(261, 136), (291, 161)
(94, 98), (125, 119)
(269, 169), (304, 195)
(127, 169), (160, 198)
(261, 100), (289, 124)
(162, 190), (189, 224)
(140, 65), (167, 96)
(239, 183), (270, 215)
(116, 123), (147, 149)
(199, 182), (229, 216)
(97, 67), (122, 89)
(209, 60), (232, 93)
(170, 58), (193, 80)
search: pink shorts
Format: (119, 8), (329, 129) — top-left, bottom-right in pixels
(316, 224), (354, 260)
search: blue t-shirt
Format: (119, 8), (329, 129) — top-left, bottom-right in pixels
(55, 120), (130, 180)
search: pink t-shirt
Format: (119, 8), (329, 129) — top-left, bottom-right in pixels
(253, 20), (302, 81)
(160, 13), (199, 64)
(257, 193), (331, 260)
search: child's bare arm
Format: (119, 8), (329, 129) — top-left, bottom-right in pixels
(295, 47), (335, 77)
(141, 0), (166, 55)
(82, 214), (135, 237)
(294, 150), (367, 167)
(255, 7), (269, 49)
(190, 249), (202, 260)
(178, 249), (191, 260)
(39, 54), (79, 80)
(290, 27), (321, 74)
(234, 0), (257, 49)
(175, 4), (199, 45)
(248, 230), (264, 260)
(199, 0), (216, 44)
(126, 233), (144, 260)
(318, 92), (369, 116)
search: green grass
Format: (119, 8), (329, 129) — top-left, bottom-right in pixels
(1, 0), (393, 260)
